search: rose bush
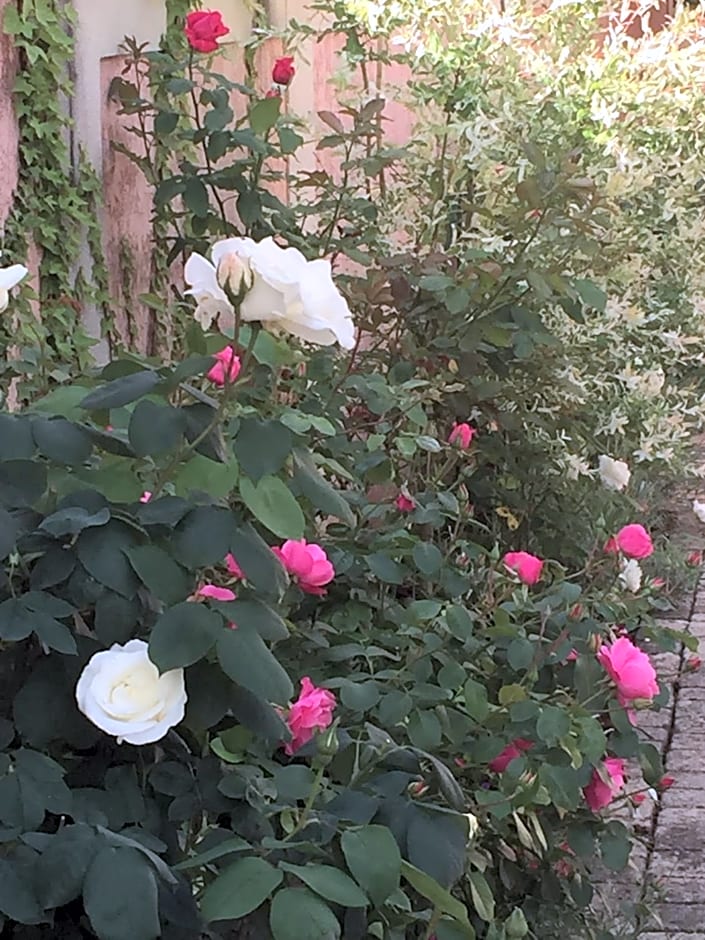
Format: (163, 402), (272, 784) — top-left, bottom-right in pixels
(0, 2), (701, 939)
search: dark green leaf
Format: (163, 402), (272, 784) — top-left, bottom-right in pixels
(270, 887), (341, 940)
(76, 522), (140, 598)
(340, 826), (401, 906)
(126, 545), (192, 605)
(249, 95), (281, 135)
(233, 419), (293, 481)
(0, 414), (35, 458)
(293, 449), (355, 526)
(413, 542), (443, 576)
(240, 475), (305, 540)
(32, 417), (92, 465)
(34, 824), (99, 908)
(172, 506), (236, 568)
(201, 856), (282, 922)
(401, 861), (470, 926)
(183, 177), (209, 218)
(83, 845), (160, 940)
(229, 523), (288, 598)
(80, 370), (161, 410)
(0, 460), (47, 507)
(217, 625), (293, 705)
(0, 858), (42, 923)
(40, 505), (110, 538)
(149, 602), (222, 671)
(129, 400), (185, 456)
(280, 863), (367, 908)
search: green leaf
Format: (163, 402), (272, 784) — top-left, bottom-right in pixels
(233, 418), (293, 481)
(463, 678), (489, 722)
(129, 400), (184, 456)
(240, 475), (305, 540)
(32, 417), (92, 465)
(280, 863), (368, 907)
(230, 522), (289, 598)
(0, 506), (18, 559)
(249, 95), (281, 135)
(406, 806), (467, 888)
(270, 887), (341, 940)
(229, 683), (289, 741)
(149, 602), (222, 671)
(80, 370), (160, 410)
(201, 856), (283, 922)
(367, 552), (405, 584)
(183, 176), (209, 218)
(536, 706), (570, 746)
(600, 821), (631, 871)
(172, 506), (236, 568)
(0, 459), (47, 507)
(413, 542), (443, 576)
(83, 845), (160, 940)
(173, 453), (239, 499)
(446, 605), (474, 640)
(217, 625), (293, 705)
(507, 637), (534, 672)
(340, 826), (401, 907)
(0, 414), (35, 458)
(126, 545), (192, 605)
(213, 598), (289, 641)
(175, 835), (251, 870)
(401, 861), (470, 926)
(293, 449), (355, 527)
(34, 824), (99, 908)
(468, 871), (495, 922)
(639, 742), (664, 787)
(76, 522), (140, 598)
(39, 505), (110, 538)
(573, 277), (607, 312)
(0, 858), (42, 923)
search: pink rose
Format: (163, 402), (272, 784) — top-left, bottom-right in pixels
(597, 636), (659, 706)
(139, 491), (152, 504)
(395, 492), (415, 513)
(583, 757), (626, 812)
(224, 553), (245, 580)
(503, 551), (544, 585)
(284, 677), (336, 755)
(197, 584), (236, 602)
(184, 10), (230, 53)
(207, 347), (241, 386)
(489, 738), (533, 773)
(273, 539), (335, 595)
(272, 56), (295, 86)
(604, 537), (619, 555)
(448, 422), (476, 449)
(614, 523), (653, 559)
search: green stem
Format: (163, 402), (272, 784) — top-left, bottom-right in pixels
(284, 764), (326, 841)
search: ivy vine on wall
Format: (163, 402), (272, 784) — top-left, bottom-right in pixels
(2, 0), (110, 397)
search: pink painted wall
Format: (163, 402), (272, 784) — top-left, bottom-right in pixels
(0, 0), (18, 229)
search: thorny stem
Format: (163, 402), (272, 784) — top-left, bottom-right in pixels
(188, 53), (229, 226)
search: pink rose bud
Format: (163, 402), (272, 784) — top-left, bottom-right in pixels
(453, 757), (467, 768)
(224, 553), (245, 580)
(489, 739), (533, 773)
(207, 346), (241, 386)
(184, 10), (230, 53)
(197, 584), (236, 602)
(139, 491), (152, 503)
(409, 779), (429, 797)
(503, 551), (544, 585)
(687, 550), (703, 566)
(565, 649), (579, 662)
(283, 677), (336, 755)
(395, 492), (416, 513)
(651, 577), (666, 589)
(105, 424), (114, 432)
(597, 636), (659, 707)
(614, 523), (654, 559)
(272, 539), (335, 595)
(448, 422), (476, 449)
(686, 655), (702, 672)
(659, 775), (675, 790)
(569, 604), (584, 619)
(604, 537), (619, 555)
(583, 757), (626, 812)
(631, 793), (646, 805)
(272, 55), (295, 86)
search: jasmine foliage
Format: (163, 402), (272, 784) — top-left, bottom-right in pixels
(1, 0), (110, 392)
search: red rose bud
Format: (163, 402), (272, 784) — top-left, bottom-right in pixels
(659, 775), (675, 790)
(687, 550), (703, 566)
(265, 88), (281, 99)
(631, 792), (646, 805)
(686, 655), (702, 672)
(272, 56), (295, 86)
(184, 10), (230, 53)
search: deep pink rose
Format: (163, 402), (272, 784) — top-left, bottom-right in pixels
(207, 347), (241, 386)
(489, 738), (533, 773)
(597, 636), (659, 706)
(197, 584), (236, 602)
(224, 553), (245, 580)
(614, 523), (653, 559)
(448, 422), (476, 449)
(284, 677), (336, 755)
(503, 551), (544, 585)
(273, 539), (335, 595)
(272, 56), (295, 86)
(184, 10), (230, 53)
(583, 757), (625, 812)
(395, 492), (415, 513)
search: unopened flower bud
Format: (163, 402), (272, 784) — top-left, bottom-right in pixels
(408, 778), (429, 798)
(686, 655), (702, 672)
(216, 252), (253, 298)
(464, 812), (479, 841)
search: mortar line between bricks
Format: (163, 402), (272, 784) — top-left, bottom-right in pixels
(636, 573), (702, 927)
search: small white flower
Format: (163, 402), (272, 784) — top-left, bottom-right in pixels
(620, 559), (643, 593)
(76, 639), (186, 745)
(598, 455), (631, 492)
(185, 236), (355, 349)
(693, 499), (705, 524)
(0, 264), (28, 312)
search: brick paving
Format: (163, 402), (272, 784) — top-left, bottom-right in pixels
(596, 574), (705, 938)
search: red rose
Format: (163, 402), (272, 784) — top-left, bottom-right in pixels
(184, 10), (230, 53)
(272, 56), (295, 86)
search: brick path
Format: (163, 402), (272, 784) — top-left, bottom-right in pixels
(597, 571), (705, 939)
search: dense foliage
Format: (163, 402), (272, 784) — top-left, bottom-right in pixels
(0, 2), (703, 939)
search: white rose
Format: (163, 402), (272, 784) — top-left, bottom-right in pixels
(694, 499), (705, 524)
(76, 639), (186, 745)
(598, 455), (631, 492)
(0, 264), (28, 312)
(185, 236), (355, 349)
(619, 558), (642, 593)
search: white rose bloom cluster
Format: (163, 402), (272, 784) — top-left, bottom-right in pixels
(184, 236), (355, 349)
(76, 640), (186, 745)
(620, 558), (643, 593)
(0, 263), (28, 312)
(598, 455), (631, 492)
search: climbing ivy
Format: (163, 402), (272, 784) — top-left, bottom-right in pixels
(1, 0), (110, 396)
